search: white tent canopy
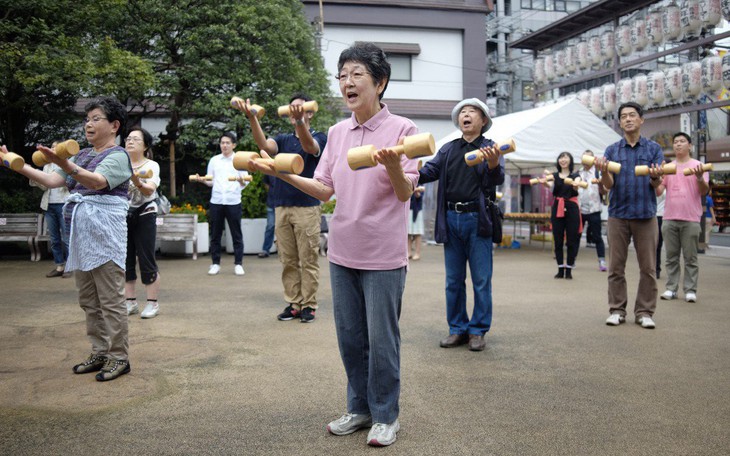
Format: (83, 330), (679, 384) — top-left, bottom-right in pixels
(431, 99), (622, 171)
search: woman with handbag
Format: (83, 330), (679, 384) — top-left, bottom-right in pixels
(124, 126), (162, 319)
(418, 98), (504, 352)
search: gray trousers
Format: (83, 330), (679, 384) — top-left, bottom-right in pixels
(662, 220), (701, 294)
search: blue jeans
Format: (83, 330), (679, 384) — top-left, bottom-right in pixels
(46, 203), (68, 265)
(443, 210), (493, 336)
(582, 211), (605, 258)
(208, 203), (243, 265)
(261, 206), (275, 252)
(329, 262), (406, 424)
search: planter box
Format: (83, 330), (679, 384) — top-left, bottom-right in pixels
(159, 222), (209, 256)
(225, 218), (274, 255)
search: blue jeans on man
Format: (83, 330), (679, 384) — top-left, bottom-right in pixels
(261, 206), (275, 253)
(46, 203), (69, 266)
(443, 210), (493, 336)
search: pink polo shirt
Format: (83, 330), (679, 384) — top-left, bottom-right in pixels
(662, 158), (709, 222)
(314, 104), (419, 270)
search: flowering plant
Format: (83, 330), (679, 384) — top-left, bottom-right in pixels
(170, 203), (207, 223)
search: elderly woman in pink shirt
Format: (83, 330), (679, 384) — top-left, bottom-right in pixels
(252, 42), (417, 447)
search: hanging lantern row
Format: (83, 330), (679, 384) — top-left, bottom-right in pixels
(533, 0), (725, 86)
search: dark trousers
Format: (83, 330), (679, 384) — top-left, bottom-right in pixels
(581, 211), (605, 258)
(552, 202), (580, 267)
(209, 203), (243, 265)
(125, 207), (158, 284)
(656, 216), (663, 275)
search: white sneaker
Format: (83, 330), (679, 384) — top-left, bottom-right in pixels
(126, 301), (139, 316)
(327, 413), (372, 436)
(367, 420), (400, 447)
(605, 313), (625, 326)
(636, 315), (656, 329)
(140, 302), (159, 319)
(208, 264), (220, 275)
(234, 264), (245, 276)
(660, 290), (677, 300)
(685, 292), (697, 303)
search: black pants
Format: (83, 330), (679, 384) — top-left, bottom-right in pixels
(209, 203), (243, 265)
(126, 205), (158, 284)
(552, 202), (580, 267)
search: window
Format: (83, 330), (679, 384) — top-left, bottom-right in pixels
(387, 54), (412, 81)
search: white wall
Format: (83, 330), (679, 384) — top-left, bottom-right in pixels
(321, 25), (463, 100)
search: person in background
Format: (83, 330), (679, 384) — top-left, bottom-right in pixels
(578, 150), (606, 272)
(704, 186), (716, 249)
(124, 127), (162, 319)
(258, 174), (277, 258)
(190, 132), (248, 276)
(30, 141), (71, 278)
(655, 188), (665, 279)
(408, 185), (425, 261)
(656, 132), (709, 303)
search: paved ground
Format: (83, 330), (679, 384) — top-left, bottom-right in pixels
(1, 242), (729, 455)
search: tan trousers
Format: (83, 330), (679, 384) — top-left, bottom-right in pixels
(75, 261), (128, 360)
(275, 206), (321, 310)
(607, 217), (658, 318)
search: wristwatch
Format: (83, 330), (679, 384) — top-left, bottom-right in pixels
(70, 166), (80, 176)
(295, 119), (305, 126)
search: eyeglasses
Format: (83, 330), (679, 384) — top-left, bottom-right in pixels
(84, 116), (108, 124)
(335, 71), (369, 84)
(125, 137), (144, 143)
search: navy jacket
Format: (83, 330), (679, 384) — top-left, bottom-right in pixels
(418, 137), (505, 243)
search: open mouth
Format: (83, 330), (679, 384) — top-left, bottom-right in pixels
(462, 119), (473, 128)
(346, 91), (358, 102)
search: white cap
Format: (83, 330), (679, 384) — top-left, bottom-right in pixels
(451, 98), (492, 135)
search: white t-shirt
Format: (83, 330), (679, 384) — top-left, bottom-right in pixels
(207, 153), (249, 205)
(128, 160), (161, 208)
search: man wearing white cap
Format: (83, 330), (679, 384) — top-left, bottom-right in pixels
(418, 98), (504, 352)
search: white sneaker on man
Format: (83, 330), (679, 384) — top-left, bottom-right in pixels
(234, 265), (245, 276)
(636, 315), (656, 329)
(685, 292), (697, 303)
(208, 264), (220, 275)
(327, 413), (372, 435)
(605, 313), (625, 326)
(140, 302), (159, 319)
(367, 420), (400, 446)
(660, 290), (677, 300)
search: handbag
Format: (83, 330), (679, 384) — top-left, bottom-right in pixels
(487, 196), (503, 244)
(155, 193), (171, 215)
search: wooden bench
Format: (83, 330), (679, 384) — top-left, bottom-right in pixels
(0, 213), (44, 261)
(156, 213), (199, 260)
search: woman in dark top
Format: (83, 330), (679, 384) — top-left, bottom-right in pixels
(541, 151), (582, 279)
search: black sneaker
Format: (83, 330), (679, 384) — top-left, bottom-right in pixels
(72, 353), (107, 374)
(300, 307), (316, 323)
(277, 305), (299, 321)
(95, 358), (131, 382)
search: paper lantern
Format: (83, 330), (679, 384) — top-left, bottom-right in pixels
(682, 61), (702, 100)
(588, 35), (602, 67)
(632, 74), (649, 107)
(600, 30), (615, 62)
(646, 9), (664, 46)
(577, 40), (590, 70)
(615, 25), (632, 57)
(701, 0), (722, 26)
(663, 3), (683, 41)
(723, 0), (730, 21)
(701, 55), (723, 95)
(647, 71), (666, 107)
(617, 78), (633, 105)
(555, 50), (566, 78)
(723, 53), (730, 89)
(680, 0), (702, 40)
(564, 45), (576, 74)
(631, 19), (648, 53)
(577, 89), (590, 107)
(664, 67), (683, 103)
(602, 83), (616, 114)
(589, 88), (604, 116)
(545, 54), (556, 81)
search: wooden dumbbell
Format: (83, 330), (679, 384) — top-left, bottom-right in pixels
(635, 163), (676, 176)
(228, 175), (253, 182)
(464, 138), (516, 167)
(683, 163), (713, 175)
(233, 151), (304, 175)
(582, 154), (621, 174)
(0, 150), (25, 171)
(564, 177), (588, 188)
(189, 174), (213, 181)
(278, 100), (319, 118)
(134, 169), (153, 179)
(230, 97), (265, 120)
(348, 132), (435, 171)
(32, 139), (80, 167)
(529, 174), (554, 185)
(496, 191), (503, 200)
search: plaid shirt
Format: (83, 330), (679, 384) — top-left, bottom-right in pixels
(604, 136), (664, 219)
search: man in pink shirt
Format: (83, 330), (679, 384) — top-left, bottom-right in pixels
(656, 132), (710, 303)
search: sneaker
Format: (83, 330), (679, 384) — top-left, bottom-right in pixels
(140, 302), (159, 319)
(46, 268), (63, 278)
(300, 307), (316, 323)
(685, 292), (697, 303)
(599, 259), (607, 272)
(367, 420), (400, 447)
(126, 300), (139, 316)
(605, 313), (625, 326)
(62, 271), (73, 279)
(72, 353), (107, 374)
(277, 305), (299, 321)
(257, 252), (269, 258)
(208, 264), (220, 275)
(636, 315), (656, 329)
(234, 264), (245, 276)
(660, 290), (677, 300)
(327, 413), (372, 436)
(95, 358), (131, 382)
